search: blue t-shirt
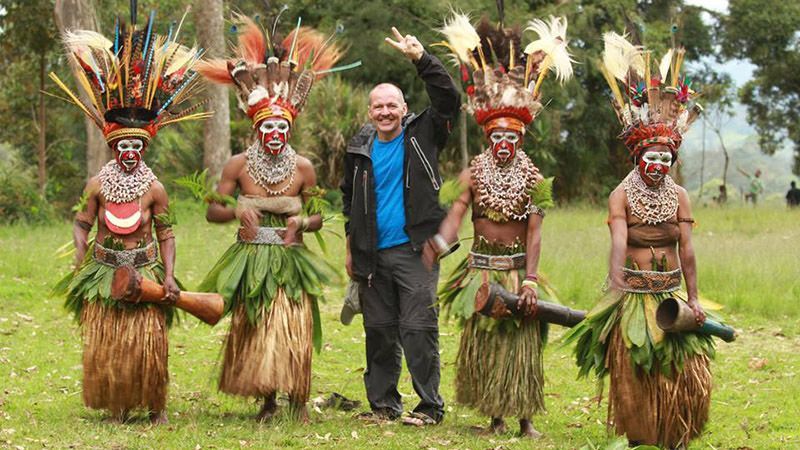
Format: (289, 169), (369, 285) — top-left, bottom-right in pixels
(372, 132), (410, 250)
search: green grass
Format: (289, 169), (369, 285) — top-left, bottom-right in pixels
(1, 203), (798, 449)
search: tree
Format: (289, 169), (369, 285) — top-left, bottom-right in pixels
(54, 0), (110, 179)
(194, 0), (231, 178)
(696, 68), (735, 189)
(721, 0), (800, 173)
(0, 0), (59, 193)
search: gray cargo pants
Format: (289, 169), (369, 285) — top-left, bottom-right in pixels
(358, 242), (444, 422)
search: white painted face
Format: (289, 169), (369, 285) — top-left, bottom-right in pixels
(115, 138), (145, 172)
(489, 130), (521, 164)
(639, 149), (673, 184)
(258, 118), (291, 155)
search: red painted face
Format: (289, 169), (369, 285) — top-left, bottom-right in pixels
(113, 138), (147, 172)
(638, 146), (673, 185)
(488, 128), (522, 164)
(258, 118), (291, 155)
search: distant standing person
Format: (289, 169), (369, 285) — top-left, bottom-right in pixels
(738, 167), (764, 205)
(787, 181), (800, 208)
(341, 27), (460, 426)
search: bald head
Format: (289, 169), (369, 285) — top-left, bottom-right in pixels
(368, 83), (408, 141)
(369, 83), (405, 106)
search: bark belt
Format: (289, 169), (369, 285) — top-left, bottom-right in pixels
(468, 251), (526, 270)
(93, 241), (158, 268)
(236, 226), (303, 245)
(621, 268), (682, 293)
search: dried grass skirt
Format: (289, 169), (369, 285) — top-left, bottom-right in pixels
(455, 315), (544, 418)
(607, 326), (711, 446)
(80, 301), (168, 415)
(219, 289), (313, 402)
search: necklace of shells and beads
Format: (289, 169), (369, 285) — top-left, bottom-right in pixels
(622, 169), (679, 225)
(471, 149), (539, 222)
(246, 141), (297, 196)
(98, 160), (157, 203)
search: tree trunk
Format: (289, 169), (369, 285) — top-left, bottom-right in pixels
(715, 128), (730, 187)
(38, 51), (47, 195)
(194, 0), (231, 178)
(699, 119), (706, 199)
(53, 0), (109, 178)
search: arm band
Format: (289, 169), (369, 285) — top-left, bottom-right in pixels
(156, 226), (175, 242)
(75, 219), (92, 231)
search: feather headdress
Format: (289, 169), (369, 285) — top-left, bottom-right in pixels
(437, 11), (573, 133)
(599, 32), (702, 159)
(196, 13), (360, 127)
(50, 4), (211, 145)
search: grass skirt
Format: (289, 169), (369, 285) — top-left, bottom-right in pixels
(219, 291), (313, 401)
(80, 301), (168, 414)
(439, 243), (558, 418)
(199, 241), (334, 400)
(54, 248), (172, 415)
(564, 288), (716, 447)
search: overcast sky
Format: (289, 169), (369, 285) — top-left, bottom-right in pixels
(684, 0), (756, 86)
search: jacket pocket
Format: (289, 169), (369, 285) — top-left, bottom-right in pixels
(410, 136), (441, 191)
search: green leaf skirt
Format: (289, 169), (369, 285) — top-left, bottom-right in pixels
(198, 242), (336, 352)
(54, 243), (176, 326)
(563, 287), (719, 380)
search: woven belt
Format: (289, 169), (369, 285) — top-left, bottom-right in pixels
(468, 251), (526, 270)
(237, 226), (286, 245)
(621, 268), (682, 293)
(93, 241), (158, 268)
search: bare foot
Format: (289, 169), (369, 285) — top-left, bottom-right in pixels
(473, 417), (506, 435)
(290, 401), (309, 424)
(110, 409), (129, 424)
(256, 393), (278, 423)
(519, 418), (542, 439)
(149, 410), (169, 425)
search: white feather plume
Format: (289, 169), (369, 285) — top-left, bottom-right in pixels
(524, 16), (574, 83)
(659, 48), (674, 81)
(437, 11), (480, 66)
(602, 32), (644, 81)
(62, 30), (116, 67)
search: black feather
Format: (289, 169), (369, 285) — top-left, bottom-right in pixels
(473, 17), (525, 71)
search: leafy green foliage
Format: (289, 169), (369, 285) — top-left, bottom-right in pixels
(721, 0), (800, 173)
(175, 170), (236, 207)
(0, 146), (55, 223)
(294, 76), (369, 188)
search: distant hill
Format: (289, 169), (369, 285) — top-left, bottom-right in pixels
(679, 105), (796, 202)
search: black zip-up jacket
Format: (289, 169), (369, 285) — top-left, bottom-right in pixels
(341, 52), (460, 282)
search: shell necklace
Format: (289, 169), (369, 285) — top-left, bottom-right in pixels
(246, 141), (297, 195)
(623, 169), (679, 225)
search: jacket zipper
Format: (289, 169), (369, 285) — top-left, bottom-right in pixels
(352, 163), (359, 206)
(405, 159), (411, 188)
(362, 169), (368, 213)
(363, 168), (373, 286)
(410, 136), (440, 190)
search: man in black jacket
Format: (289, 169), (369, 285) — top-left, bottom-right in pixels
(341, 27), (460, 425)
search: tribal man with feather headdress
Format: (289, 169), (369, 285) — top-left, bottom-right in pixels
(52, 2), (210, 424)
(563, 32), (725, 447)
(428, 11), (573, 438)
(196, 12), (357, 422)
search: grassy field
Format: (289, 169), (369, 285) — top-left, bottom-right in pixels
(0, 203), (798, 449)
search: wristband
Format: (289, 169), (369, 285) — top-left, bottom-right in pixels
(521, 279), (539, 290)
(525, 273), (539, 282)
(432, 233), (449, 255)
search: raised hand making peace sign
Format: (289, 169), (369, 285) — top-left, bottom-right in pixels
(384, 26), (424, 62)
